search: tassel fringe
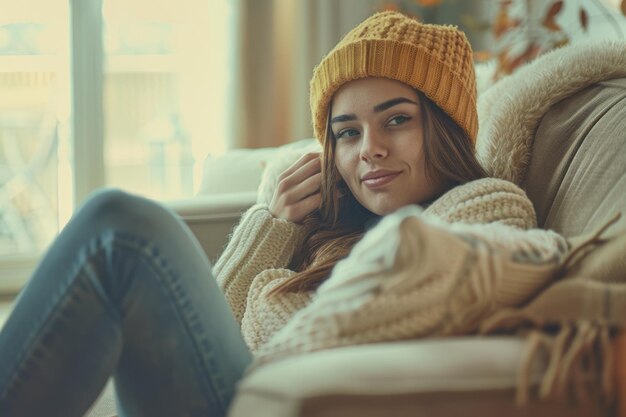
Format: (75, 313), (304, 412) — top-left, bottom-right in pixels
(484, 314), (617, 412)
(560, 212), (622, 276)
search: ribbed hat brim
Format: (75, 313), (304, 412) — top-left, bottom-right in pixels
(311, 39), (477, 144)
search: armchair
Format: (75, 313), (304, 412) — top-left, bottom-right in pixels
(85, 74), (626, 417)
(189, 75), (626, 417)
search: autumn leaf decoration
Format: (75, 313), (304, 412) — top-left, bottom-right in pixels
(493, 1), (521, 39)
(380, 3), (400, 12)
(375, 0), (626, 78)
(416, 0), (443, 7)
(543, 0), (563, 31)
(494, 0), (572, 78)
(580, 8), (589, 31)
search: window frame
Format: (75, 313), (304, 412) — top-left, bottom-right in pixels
(0, 0), (105, 295)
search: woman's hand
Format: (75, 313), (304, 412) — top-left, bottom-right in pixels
(269, 152), (322, 224)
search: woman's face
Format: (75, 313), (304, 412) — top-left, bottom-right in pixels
(331, 77), (449, 216)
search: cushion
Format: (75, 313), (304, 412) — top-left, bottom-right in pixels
(199, 147), (277, 195)
(198, 139), (318, 196)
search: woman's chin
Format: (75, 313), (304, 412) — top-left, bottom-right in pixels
(364, 199), (406, 216)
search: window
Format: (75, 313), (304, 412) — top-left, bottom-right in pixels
(0, 0), (233, 293)
(102, 0), (232, 200)
(0, 1), (69, 292)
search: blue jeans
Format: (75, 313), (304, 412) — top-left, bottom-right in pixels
(0, 189), (252, 417)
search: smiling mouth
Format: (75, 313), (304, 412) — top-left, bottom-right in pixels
(362, 172), (401, 188)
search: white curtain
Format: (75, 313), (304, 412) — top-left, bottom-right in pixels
(229, 0), (380, 149)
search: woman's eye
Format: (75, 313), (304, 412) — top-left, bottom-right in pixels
(335, 129), (359, 139)
(387, 115), (411, 126)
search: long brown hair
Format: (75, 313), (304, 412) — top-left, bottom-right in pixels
(267, 90), (487, 296)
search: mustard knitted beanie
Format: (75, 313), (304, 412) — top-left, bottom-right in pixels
(310, 11), (477, 146)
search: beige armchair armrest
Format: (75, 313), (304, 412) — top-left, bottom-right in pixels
(166, 192), (257, 263)
(229, 337), (603, 417)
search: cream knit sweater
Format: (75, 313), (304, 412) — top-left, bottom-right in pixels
(213, 177), (543, 358)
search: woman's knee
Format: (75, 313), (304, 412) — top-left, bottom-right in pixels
(76, 188), (173, 232)
(80, 188), (136, 219)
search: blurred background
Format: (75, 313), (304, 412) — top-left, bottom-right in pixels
(0, 0), (625, 292)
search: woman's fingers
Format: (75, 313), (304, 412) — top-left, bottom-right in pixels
(294, 156), (322, 183)
(275, 155), (321, 197)
(273, 170), (322, 219)
(270, 152), (323, 223)
(279, 152), (321, 182)
(287, 192), (322, 223)
(283, 172), (322, 205)
(279, 155), (321, 189)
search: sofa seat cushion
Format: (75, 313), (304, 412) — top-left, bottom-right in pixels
(229, 337), (605, 417)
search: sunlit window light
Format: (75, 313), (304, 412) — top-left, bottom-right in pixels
(102, 0), (233, 200)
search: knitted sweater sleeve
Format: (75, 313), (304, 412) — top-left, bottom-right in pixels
(424, 177), (537, 229)
(212, 204), (306, 325)
(241, 269), (315, 352)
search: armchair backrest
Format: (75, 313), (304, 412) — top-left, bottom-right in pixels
(522, 78), (626, 237)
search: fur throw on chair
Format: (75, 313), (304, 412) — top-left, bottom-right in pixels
(476, 40), (626, 184)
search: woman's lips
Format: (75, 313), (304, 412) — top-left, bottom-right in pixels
(362, 172), (401, 188)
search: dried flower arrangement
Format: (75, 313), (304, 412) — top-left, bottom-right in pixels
(377, 0), (626, 80)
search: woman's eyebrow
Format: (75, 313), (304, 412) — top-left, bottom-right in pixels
(331, 97), (417, 124)
(373, 97), (417, 113)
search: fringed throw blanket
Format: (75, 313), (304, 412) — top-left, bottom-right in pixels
(479, 213), (624, 408)
(253, 205), (569, 364)
(474, 39), (626, 411)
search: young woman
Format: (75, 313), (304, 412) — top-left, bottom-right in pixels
(0, 11), (540, 417)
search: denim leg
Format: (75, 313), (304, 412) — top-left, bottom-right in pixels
(0, 189), (252, 417)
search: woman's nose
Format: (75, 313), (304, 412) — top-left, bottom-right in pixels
(360, 129), (388, 161)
